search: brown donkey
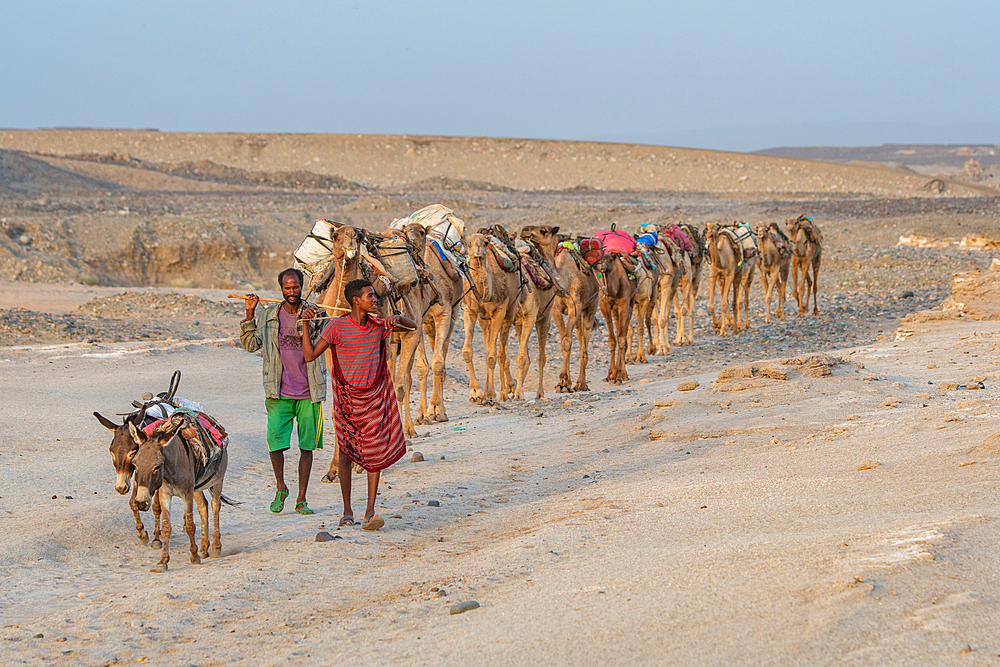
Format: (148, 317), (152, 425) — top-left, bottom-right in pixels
(94, 411), (163, 548)
(786, 215), (823, 317)
(598, 253), (639, 384)
(756, 224), (791, 323)
(130, 415), (232, 572)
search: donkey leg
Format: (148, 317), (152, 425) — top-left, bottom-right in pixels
(195, 490), (210, 559)
(129, 485), (149, 545)
(183, 492), (200, 565)
(210, 485), (222, 558)
(153, 490), (171, 572)
(151, 492), (163, 548)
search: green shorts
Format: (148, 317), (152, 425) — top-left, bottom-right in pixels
(265, 397), (324, 453)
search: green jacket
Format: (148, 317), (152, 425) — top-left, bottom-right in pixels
(239, 302), (328, 403)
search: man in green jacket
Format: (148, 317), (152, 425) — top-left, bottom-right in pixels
(240, 268), (328, 515)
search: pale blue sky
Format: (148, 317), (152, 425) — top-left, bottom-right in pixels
(3, 1), (998, 151)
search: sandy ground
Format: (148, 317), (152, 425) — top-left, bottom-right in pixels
(3, 308), (1000, 665)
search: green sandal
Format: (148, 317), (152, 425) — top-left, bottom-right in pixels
(295, 501), (315, 515)
(270, 489), (288, 513)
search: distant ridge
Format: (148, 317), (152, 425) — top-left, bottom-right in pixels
(756, 144), (1000, 168)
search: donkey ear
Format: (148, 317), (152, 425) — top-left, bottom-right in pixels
(94, 412), (118, 431)
(128, 422), (147, 445)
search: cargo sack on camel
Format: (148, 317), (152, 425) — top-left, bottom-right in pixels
(515, 238), (555, 290)
(557, 238), (604, 274)
(595, 229), (636, 255)
(720, 222), (759, 264)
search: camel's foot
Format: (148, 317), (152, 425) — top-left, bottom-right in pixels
(556, 384), (571, 393)
(151, 563), (168, 573)
(404, 424), (417, 438)
(199, 548), (210, 560)
(210, 545), (222, 558)
(813, 308), (820, 316)
(151, 539), (163, 549)
(414, 416), (431, 426)
(321, 473), (337, 483)
(535, 392), (546, 401)
(190, 553), (201, 565)
(514, 390), (524, 401)
(138, 530), (149, 545)
(573, 381), (589, 392)
(432, 412), (449, 423)
(354, 463), (365, 475)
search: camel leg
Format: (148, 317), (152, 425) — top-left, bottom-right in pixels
(708, 268), (719, 333)
(483, 310), (507, 404)
(415, 334), (431, 425)
(535, 308), (550, 400)
(672, 279), (687, 349)
(430, 306), (457, 422)
(775, 264), (788, 321)
(791, 260), (804, 316)
(763, 270), (773, 324)
(743, 267), (754, 331)
(555, 302), (575, 393)
(601, 298), (616, 383)
(513, 307), (535, 401)
(153, 489), (171, 572)
(195, 490), (210, 559)
(462, 303), (483, 403)
(129, 485), (149, 545)
(574, 308), (594, 392)
(395, 329), (420, 438)
(811, 255), (821, 315)
(615, 302), (632, 383)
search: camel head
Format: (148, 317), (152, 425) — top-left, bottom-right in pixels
(95, 411), (143, 495)
(467, 233), (489, 263)
(130, 416), (182, 511)
(401, 223), (427, 253)
(331, 225), (359, 261)
(520, 225), (560, 256)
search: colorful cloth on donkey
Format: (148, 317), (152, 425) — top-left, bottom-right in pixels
(143, 410), (228, 489)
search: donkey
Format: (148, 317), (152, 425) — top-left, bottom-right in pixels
(94, 411), (163, 548)
(130, 415), (231, 572)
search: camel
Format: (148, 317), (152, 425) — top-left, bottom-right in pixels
(672, 224), (704, 347)
(704, 222), (745, 337)
(462, 232), (526, 404)
(411, 231), (466, 427)
(625, 257), (659, 364)
(756, 223), (791, 323)
(649, 238), (687, 356)
(379, 223), (437, 438)
(522, 226), (601, 393)
(787, 215), (823, 317)
(598, 253), (639, 384)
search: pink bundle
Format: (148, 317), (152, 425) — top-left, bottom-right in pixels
(595, 229), (636, 254)
(663, 225), (693, 253)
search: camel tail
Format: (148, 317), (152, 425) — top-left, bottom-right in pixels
(220, 494), (241, 506)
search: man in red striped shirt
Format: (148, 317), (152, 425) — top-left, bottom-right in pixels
(301, 279), (414, 530)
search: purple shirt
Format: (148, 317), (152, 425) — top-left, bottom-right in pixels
(277, 306), (311, 400)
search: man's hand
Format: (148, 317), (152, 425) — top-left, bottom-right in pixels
(244, 294), (259, 321)
(300, 306), (318, 322)
(383, 315), (416, 331)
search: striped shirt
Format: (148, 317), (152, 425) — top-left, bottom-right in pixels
(320, 314), (391, 387)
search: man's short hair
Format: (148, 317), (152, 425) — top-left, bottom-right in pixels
(277, 268), (304, 287)
(344, 279), (373, 306)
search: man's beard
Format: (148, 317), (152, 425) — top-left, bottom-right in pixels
(284, 294), (301, 305)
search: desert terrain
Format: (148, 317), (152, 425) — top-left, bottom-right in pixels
(2, 130), (1000, 665)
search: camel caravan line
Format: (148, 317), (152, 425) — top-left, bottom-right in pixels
(95, 207), (824, 571)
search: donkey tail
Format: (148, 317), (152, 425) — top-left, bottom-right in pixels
(220, 493), (241, 506)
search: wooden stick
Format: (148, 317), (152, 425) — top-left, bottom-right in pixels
(227, 294), (283, 303)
